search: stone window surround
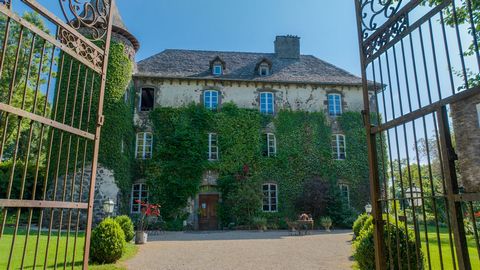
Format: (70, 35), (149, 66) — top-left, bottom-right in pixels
(324, 89), (347, 116)
(200, 87), (223, 110)
(257, 89), (277, 115)
(138, 85), (157, 113)
(262, 182), (278, 212)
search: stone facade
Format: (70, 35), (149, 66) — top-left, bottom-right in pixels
(133, 78), (364, 127)
(48, 165), (120, 229)
(451, 92), (480, 193)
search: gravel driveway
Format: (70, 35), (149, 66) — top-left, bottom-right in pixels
(125, 230), (354, 270)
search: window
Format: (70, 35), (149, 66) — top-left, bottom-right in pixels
(208, 133), (218, 161)
(477, 103), (480, 127)
(213, 65), (223, 76)
(204, 90), (219, 110)
(262, 183), (278, 212)
(339, 184), (350, 206)
(266, 133), (276, 157)
(260, 92), (274, 114)
(328, 93), (342, 116)
(136, 132), (153, 159)
(131, 183), (148, 213)
(140, 88), (154, 112)
(121, 139), (125, 154)
(332, 134), (346, 160)
(259, 64), (270, 76)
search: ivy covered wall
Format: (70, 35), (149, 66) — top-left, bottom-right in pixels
(142, 103), (371, 227)
(51, 41), (134, 215)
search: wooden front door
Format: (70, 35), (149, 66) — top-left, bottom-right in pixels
(198, 194), (219, 230)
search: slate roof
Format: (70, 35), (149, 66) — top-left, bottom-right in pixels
(135, 49), (363, 86)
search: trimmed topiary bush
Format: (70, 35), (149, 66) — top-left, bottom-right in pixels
(352, 213), (370, 239)
(115, 215), (135, 242)
(353, 216), (423, 270)
(90, 218), (126, 264)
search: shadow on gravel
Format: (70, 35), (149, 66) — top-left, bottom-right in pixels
(146, 230), (353, 242)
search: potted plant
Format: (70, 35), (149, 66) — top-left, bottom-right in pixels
(135, 200), (160, 244)
(252, 217), (267, 232)
(320, 216), (332, 232)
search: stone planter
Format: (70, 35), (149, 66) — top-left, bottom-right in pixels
(135, 231), (148, 244)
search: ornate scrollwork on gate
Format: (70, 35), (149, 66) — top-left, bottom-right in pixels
(360, 0), (404, 40)
(59, 0), (111, 41)
(363, 13), (408, 59)
(58, 26), (104, 70)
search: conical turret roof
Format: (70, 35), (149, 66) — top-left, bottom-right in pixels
(80, 0), (139, 51)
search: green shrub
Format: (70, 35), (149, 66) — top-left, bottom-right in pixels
(352, 214), (370, 239)
(252, 216), (267, 230)
(115, 215), (135, 242)
(90, 218), (126, 264)
(353, 216), (423, 270)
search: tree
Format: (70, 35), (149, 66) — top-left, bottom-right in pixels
(0, 12), (53, 160)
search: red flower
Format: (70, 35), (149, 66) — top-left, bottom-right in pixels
(475, 211), (480, 218)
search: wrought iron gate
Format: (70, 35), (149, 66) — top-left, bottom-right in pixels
(0, 0), (113, 269)
(355, 0), (480, 269)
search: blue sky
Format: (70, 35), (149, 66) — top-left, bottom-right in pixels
(115, 0), (362, 76)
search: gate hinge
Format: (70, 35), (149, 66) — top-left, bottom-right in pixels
(98, 115), (105, 126)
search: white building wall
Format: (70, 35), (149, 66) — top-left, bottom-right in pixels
(133, 78), (365, 127)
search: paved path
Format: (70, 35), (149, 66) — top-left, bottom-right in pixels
(125, 230), (354, 270)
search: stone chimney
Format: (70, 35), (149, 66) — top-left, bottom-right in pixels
(274, 35), (300, 59)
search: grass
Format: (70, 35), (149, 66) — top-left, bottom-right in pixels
(352, 225), (480, 269)
(419, 226), (479, 269)
(0, 227), (138, 270)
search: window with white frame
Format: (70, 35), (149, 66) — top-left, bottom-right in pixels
(339, 184), (350, 206)
(266, 133), (276, 157)
(204, 90), (219, 110)
(262, 183), (278, 212)
(259, 64), (270, 76)
(260, 92), (274, 114)
(140, 88), (154, 112)
(208, 133), (218, 161)
(332, 134), (346, 160)
(213, 64), (223, 76)
(131, 183), (148, 213)
(328, 93), (342, 116)
(136, 132), (153, 159)
(121, 139), (125, 154)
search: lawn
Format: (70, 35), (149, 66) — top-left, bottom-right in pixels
(0, 227), (137, 270)
(420, 226), (479, 269)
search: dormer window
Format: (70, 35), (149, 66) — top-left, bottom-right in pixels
(210, 56), (225, 76)
(256, 58), (272, 77)
(259, 65), (269, 76)
(213, 65), (223, 76)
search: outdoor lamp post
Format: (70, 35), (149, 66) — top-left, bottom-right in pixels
(365, 203), (372, 215)
(103, 198), (115, 218)
(405, 186), (422, 256)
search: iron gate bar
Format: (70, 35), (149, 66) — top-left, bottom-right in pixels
(0, 0), (114, 269)
(437, 106), (471, 270)
(365, 0), (452, 64)
(0, 103), (96, 140)
(372, 85), (480, 134)
(0, 4), (103, 73)
(0, 200), (88, 209)
(355, 0), (386, 269)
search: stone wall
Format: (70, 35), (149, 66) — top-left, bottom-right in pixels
(47, 165), (121, 229)
(451, 92), (480, 193)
